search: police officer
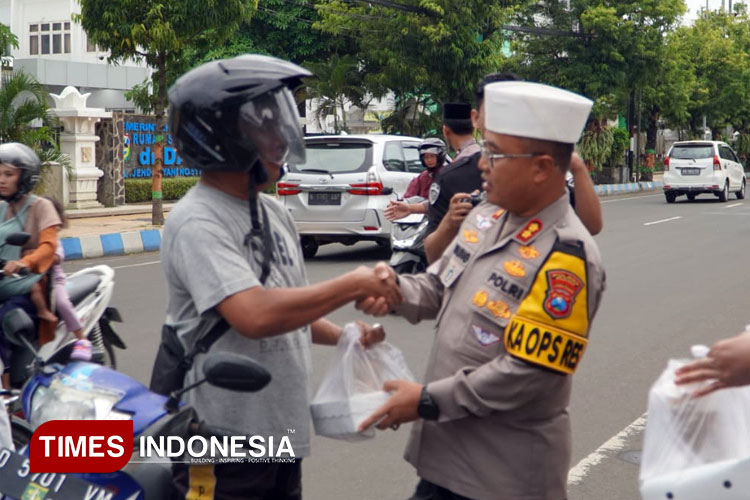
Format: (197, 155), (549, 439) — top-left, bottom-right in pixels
(358, 81), (606, 500)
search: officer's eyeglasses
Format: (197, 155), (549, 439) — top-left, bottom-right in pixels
(479, 140), (542, 169)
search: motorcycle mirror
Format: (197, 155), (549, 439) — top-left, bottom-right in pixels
(203, 352), (271, 392)
(382, 187), (394, 195)
(5, 232), (31, 247)
(2, 308), (37, 350)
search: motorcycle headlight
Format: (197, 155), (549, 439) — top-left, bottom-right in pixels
(29, 379), (130, 429)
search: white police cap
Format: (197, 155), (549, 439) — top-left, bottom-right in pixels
(484, 82), (593, 144)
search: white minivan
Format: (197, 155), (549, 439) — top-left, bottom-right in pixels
(277, 135), (424, 257)
(663, 141), (746, 203)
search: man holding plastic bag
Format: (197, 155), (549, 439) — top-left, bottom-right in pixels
(357, 82), (606, 500)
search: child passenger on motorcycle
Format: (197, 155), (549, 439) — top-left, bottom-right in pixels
(28, 197), (92, 361)
(0, 143), (62, 388)
(384, 138), (447, 221)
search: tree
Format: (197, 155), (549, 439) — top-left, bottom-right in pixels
(315, 0), (520, 111)
(305, 55), (368, 133)
(1, 23), (19, 70)
(76, 0), (257, 225)
(0, 72), (69, 184)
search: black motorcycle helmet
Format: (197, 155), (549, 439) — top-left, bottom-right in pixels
(168, 54), (312, 185)
(0, 142), (41, 202)
(418, 138), (447, 170)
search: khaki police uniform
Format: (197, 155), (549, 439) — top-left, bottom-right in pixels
(395, 193), (605, 500)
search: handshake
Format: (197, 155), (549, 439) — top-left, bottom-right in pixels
(350, 262), (402, 316)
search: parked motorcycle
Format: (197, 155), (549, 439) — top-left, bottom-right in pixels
(388, 196), (430, 275)
(0, 320), (271, 500)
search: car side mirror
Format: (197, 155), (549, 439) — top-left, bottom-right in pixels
(203, 352), (271, 392)
(382, 187), (394, 195)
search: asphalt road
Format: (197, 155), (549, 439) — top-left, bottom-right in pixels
(66, 190), (750, 500)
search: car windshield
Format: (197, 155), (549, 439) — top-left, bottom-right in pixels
(290, 142), (373, 174)
(671, 145), (713, 159)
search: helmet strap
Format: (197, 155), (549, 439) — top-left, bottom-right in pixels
(244, 170), (272, 285)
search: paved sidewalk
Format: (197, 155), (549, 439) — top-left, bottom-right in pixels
(59, 176), (666, 260)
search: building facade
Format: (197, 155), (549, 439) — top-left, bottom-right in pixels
(0, 0), (150, 111)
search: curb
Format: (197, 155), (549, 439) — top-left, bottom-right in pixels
(594, 180), (663, 196)
(62, 229), (163, 261)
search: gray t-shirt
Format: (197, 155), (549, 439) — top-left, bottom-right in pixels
(162, 182), (313, 458)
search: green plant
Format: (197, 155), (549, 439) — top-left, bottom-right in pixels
(578, 125), (614, 172)
(125, 177), (199, 203)
(607, 127), (630, 168)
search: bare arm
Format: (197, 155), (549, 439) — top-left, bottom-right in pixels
(424, 193), (473, 263)
(570, 153), (603, 236)
(217, 265), (400, 340)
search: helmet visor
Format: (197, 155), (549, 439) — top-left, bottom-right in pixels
(419, 146), (442, 156)
(238, 87), (305, 166)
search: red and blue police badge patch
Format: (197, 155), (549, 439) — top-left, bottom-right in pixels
(543, 269), (583, 320)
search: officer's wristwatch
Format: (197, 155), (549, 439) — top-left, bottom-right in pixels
(417, 386), (440, 421)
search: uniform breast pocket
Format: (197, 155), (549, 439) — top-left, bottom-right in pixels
(455, 311), (508, 363)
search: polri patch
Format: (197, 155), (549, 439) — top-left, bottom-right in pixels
(543, 269), (584, 320)
(429, 182), (441, 205)
(516, 219), (543, 243)
(504, 260), (526, 277)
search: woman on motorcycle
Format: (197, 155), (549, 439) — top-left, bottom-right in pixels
(0, 143), (62, 388)
(384, 138), (447, 221)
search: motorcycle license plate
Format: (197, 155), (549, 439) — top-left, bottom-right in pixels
(308, 192), (341, 205)
(0, 448), (113, 500)
(681, 168), (700, 175)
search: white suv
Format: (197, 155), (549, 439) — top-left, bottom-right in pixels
(277, 135), (423, 257)
(663, 141), (746, 203)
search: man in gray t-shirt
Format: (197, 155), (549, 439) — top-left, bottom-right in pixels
(163, 55), (401, 499)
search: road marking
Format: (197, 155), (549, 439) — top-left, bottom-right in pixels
(725, 203), (743, 208)
(112, 260), (161, 270)
(643, 216), (681, 226)
(568, 413), (647, 486)
(600, 194), (663, 204)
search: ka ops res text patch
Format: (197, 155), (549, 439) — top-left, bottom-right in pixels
(503, 241), (589, 375)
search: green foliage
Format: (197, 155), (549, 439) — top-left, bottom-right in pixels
(0, 71), (70, 176)
(125, 177), (199, 203)
(306, 55), (368, 133)
(578, 125), (614, 172)
(1, 24), (19, 69)
(315, 0), (518, 106)
(607, 127), (630, 168)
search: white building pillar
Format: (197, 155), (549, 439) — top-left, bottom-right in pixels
(50, 86), (111, 209)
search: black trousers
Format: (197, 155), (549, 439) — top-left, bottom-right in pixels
(172, 460), (302, 500)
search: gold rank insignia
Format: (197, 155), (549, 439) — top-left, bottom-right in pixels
(463, 229), (480, 244)
(492, 209), (506, 220)
(504, 260), (526, 277)
(516, 219), (543, 243)
(487, 299), (511, 319)
(473, 290), (489, 308)
(519, 245), (541, 260)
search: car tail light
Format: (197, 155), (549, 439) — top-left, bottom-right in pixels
(348, 182), (384, 195)
(348, 170), (384, 195)
(714, 155), (722, 171)
(663, 156), (669, 171)
(277, 182), (301, 195)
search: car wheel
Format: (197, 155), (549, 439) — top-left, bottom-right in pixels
(301, 236), (318, 259)
(665, 192), (677, 204)
(686, 193), (696, 202)
(718, 181), (729, 202)
(737, 179), (746, 200)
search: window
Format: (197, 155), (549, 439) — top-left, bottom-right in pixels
(86, 34), (103, 53)
(29, 21), (71, 55)
(670, 145), (713, 160)
(288, 141), (374, 174)
(383, 141), (406, 172)
(402, 141), (424, 173)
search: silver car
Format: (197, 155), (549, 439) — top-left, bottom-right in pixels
(277, 134), (424, 258)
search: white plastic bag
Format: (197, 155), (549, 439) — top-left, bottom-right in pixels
(310, 322), (415, 441)
(640, 351), (750, 500)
